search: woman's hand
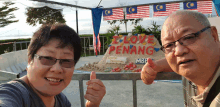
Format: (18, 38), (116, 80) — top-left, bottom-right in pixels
(85, 71), (106, 107)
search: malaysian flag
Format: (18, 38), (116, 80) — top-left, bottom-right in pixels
(153, 3), (180, 17)
(103, 8), (124, 20)
(213, 0), (220, 16)
(92, 8), (102, 56)
(126, 5), (150, 19)
(183, 1), (212, 14)
(215, 7), (219, 16)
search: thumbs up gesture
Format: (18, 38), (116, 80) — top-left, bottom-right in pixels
(141, 58), (173, 85)
(85, 71), (106, 107)
(141, 58), (159, 85)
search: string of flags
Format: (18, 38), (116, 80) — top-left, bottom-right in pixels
(103, 1), (213, 20)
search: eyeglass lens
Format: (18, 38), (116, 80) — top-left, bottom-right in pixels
(39, 56), (75, 68)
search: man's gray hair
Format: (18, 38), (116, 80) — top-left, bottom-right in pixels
(162, 10), (211, 33)
(170, 10), (210, 27)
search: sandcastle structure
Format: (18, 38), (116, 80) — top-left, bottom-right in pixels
(77, 33), (165, 72)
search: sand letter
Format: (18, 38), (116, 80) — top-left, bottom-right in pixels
(109, 46), (115, 54)
(138, 46), (145, 55)
(146, 46), (154, 55)
(123, 36), (129, 44)
(147, 35), (154, 44)
(112, 36), (119, 44)
(122, 46), (129, 54)
(130, 46), (137, 54)
(116, 46), (122, 54)
(130, 36), (137, 44)
(139, 35), (146, 43)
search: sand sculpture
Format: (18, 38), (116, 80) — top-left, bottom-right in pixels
(77, 33), (165, 72)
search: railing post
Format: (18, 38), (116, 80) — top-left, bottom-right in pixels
(89, 37), (90, 56)
(102, 36), (104, 54)
(13, 42), (16, 51)
(79, 79), (85, 107)
(84, 37), (86, 57)
(26, 42), (28, 49)
(132, 79), (137, 107)
(20, 43), (22, 50)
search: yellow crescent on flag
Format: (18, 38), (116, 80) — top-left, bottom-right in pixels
(186, 2), (190, 8)
(156, 5), (160, 10)
(105, 10), (108, 15)
(129, 7), (132, 13)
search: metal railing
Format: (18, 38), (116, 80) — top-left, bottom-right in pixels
(11, 36), (107, 56)
(0, 70), (19, 84)
(80, 36), (107, 56)
(13, 41), (29, 51)
(0, 64), (182, 107)
(71, 72), (182, 107)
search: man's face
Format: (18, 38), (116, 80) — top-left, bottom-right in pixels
(161, 14), (220, 80)
(27, 38), (75, 96)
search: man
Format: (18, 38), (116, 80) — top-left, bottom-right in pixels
(141, 10), (220, 107)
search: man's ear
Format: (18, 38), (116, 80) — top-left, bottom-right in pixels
(211, 26), (219, 42)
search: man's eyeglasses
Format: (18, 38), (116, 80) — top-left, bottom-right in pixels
(160, 26), (211, 54)
(34, 54), (75, 68)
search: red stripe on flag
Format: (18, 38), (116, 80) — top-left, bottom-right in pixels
(153, 3), (180, 17)
(93, 32), (97, 55)
(126, 5), (150, 19)
(97, 34), (101, 52)
(103, 8), (124, 20)
(197, 1), (212, 14)
(93, 33), (101, 55)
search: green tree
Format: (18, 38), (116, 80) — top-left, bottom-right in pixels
(104, 25), (121, 49)
(107, 25), (121, 35)
(131, 21), (162, 45)
(0, 2), (19, 27)
(107, 18), (143, 33)
(26, 6), (66, 26)
(132, 25), (149, 35)
(147, 21), (161, 45)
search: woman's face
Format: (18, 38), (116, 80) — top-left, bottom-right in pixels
(27, 38), (75, 97)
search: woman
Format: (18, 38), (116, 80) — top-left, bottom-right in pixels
(0, 23), (106, 107)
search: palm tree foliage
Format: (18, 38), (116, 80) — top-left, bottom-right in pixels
(0, 2), (19, 27)
(132, 21), (162, 45)
(26, 6), (66, 26)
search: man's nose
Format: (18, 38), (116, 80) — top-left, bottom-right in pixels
(174, 42), (189, 56)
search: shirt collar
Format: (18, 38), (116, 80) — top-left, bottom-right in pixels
(192, 66), (220, 103)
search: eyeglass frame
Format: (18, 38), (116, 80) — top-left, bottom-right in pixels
(160, 26), (211, 54)
(34, 54), (76, 68)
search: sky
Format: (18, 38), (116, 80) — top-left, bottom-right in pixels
(0, 0), (217, 40)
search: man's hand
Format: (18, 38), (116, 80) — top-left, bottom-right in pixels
(141, 58), (159, 85)
(141, 58), (173, 85)
(85, 71), (106, 107)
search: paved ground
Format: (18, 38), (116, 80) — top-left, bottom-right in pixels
(63, 80), (184, 107)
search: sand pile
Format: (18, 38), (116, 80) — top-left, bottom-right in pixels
(77, 33), (165, 72)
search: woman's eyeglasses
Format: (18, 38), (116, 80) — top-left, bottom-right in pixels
(34, 54), (75, 68)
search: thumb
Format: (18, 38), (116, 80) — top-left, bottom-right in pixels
(147, 58), (156, 69)
(90, 71), (96, 80)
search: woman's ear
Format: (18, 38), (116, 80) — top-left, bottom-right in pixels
(26, 60), (33, 71)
